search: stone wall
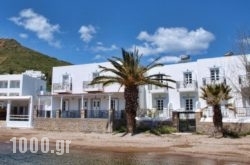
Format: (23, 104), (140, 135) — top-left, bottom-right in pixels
(33, 118), (111, 133)
(0, 121), (6, 127)
(195, 112), (250, 134)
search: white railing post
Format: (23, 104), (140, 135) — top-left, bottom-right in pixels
(29, 96), (33, 127)
(6, 100), (11, 122)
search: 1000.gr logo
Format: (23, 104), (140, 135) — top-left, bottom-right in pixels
(10, 137), (71, 155)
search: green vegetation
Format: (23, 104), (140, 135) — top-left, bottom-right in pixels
(200, 83), (232, 137)
(0, 39), (71, 90)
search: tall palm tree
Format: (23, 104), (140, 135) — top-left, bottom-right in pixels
(200, 83), (232, 136)
(90, 48), (175, 134)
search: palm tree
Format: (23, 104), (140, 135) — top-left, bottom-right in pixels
(90, 48), (175, 134)
(200, 83), (232, 136)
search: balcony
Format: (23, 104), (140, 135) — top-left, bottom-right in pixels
(176, 80), (197, 92)
(83, 81), (103, 93)
(148, 84), (168, 94)
(53, 83), (72, 93)
(202, 77), (226, 86)
(239, 74), (250, 89)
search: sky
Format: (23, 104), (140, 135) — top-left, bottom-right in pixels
(0, 0), (250, 64)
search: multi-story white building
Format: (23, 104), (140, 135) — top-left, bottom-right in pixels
(0, 70), (46, 127)
(38, 54), (250, 123)
(38, 62), (126, 119)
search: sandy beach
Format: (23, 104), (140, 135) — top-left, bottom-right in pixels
(0, 128), (250, 163)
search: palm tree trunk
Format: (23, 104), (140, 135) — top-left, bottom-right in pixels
(213, 104), (223, 136)
(124, 85), (138, 134)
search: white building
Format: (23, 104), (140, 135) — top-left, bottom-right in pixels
(38, 62), (125, 119)
(0, 71), (46, 127)
(38, 54), (250, 123)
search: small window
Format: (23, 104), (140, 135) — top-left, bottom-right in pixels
(92, 72), (99, 79)
(62, 74), (70, 84)
(0, 81), (8, 88)
(10, 80), (20, 88)
(40, 86), (43, 91)
(185, 98), (193, 111)
(156, 74), (164, 83)
(0, 93), (7, 96)
(184, 72), (192, 84)
(156, 99), (164, 110)
(210, 68), (220, 81)
(9, 93), (19, 96)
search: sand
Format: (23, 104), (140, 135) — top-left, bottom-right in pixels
(0, 128), (250, 163)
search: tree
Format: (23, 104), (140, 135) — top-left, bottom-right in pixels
(237, 31), (250, 99)
(200, 83), (232, 137)
(90, 48), (175, 134)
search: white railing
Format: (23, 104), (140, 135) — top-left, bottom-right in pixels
(83, 81), (103, 92)
(202, 77), (226, 86)
(9, 115), (29, 121)
(202, 107), (250, 118)
(53, 83), (72, 93)
(176, 80), (197, 90)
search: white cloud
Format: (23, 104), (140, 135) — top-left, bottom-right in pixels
(93, 54), (104, 60)
(19, 33), (28, 39)
(134, 27), (215, 56)
(79, 25), (96, 43)
(148, 56), (180, 63)
(94, 43), (118, 52)
(9, 8), (61, 48)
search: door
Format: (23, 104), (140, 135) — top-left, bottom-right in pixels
(63, 100), (69, 111)
(178, 112), (196, 132)
(92, 99), (100, 117)
(185, 98), (193, 111)
(184, 72), (192, 86)
(111, 99), (119, 118)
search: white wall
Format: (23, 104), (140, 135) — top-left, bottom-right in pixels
(52, 62), (124, 94)
(49, 55), (249, 112)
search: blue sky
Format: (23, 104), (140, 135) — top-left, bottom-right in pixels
(0, 0), (249, 64)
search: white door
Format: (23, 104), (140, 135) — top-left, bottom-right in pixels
(111, 99), (119, 111)
(63, 100), (69, 111)
(92, 99), (100, 110)
(92, 99), (100, 118)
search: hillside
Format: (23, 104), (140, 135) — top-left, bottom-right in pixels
(0, 38), (72, 89)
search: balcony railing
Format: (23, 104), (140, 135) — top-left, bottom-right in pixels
(202, 77), (226, 86)
(176, 80), (197, 92)
(202, 107), (250, 118)
(148, 82), (168, 94)
(85, 109), (125, 119)
(53, 83), (72, 93)
(239, 75), (250, 88)
(83, 81), (103, 92)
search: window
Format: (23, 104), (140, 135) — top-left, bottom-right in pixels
(9, 93), (19, 96)
(156, 99), (164, 110)
(62, 74), (70, 85)
(92, 72), (99, 79)
(210, 68), (220, 81)
(185, 98), (193, 111)
(40, 86), (43, 91)
(0, 81), (8, 88)
(156, 74), (164, 83)
(0, 93), (7, 96)
(62, 74), (72, 90)
(10, 80), (20, 88)
(184, 72), (192, 84)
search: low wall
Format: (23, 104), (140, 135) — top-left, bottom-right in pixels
(196, 112), (250, 134)
(0, 121), (6, 127)
(33, 118), (110, 133)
